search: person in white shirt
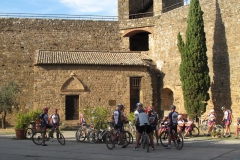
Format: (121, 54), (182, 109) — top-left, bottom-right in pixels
(221, 106), (232, 137)
(207, 109), (216, 136)
(177, 115), (185, 132)
(134, 105), (140, 138)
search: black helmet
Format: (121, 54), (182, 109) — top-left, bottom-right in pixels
(118, 104), (124, 110)
(171, 105), (176, 109)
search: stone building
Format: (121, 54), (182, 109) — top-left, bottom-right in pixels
(0, 0), (239, 127)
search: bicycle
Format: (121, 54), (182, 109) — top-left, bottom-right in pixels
(25, 121), (39, 139)
(159, 125), (183, 150)
(106, 127), (129, 150)
(123, 121), (134, 144)
(87, 122), (113, 143)
(125, 121), (136, 136)
(32, 124), (65, 145)
(199, 118), (224, 136)
(140, 123), (150, 152)
(189, 124), (200, 137)
(75, 123), (94, 142)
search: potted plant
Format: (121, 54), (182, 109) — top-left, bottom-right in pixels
(15, 112), (28, 139)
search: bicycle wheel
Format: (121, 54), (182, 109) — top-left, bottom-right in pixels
(190, 126), (199, 137)
(106, 132), (115, 150)
(124, 131), (133, 144)
(159, 131), (168, 147)
(215, 124), (224, 135)
(25, 128), (34, 139)
(173, 132), (183, 150)
(122, 131), (130, 147)
(76, 129), (86, 142)
(57, 132), (65, 145)
(200, 124), (208, 135)
(32, 131), (43, 145)
(142, 133), (149, 152)
(87, 130), (98, 143)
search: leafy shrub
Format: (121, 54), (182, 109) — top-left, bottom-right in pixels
(128, 112), (135, 123)
(15, 109), (42, 129)
(80, 106), (111, 129)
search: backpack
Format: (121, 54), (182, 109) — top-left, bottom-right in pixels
(169, 111), (178, 125)
(149, 111), (157, 126)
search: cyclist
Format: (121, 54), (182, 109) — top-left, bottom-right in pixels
(235, 118), (240, 139)
(158, 116), (168, 136)
(207, 109), (216, 136)
(148, 106), (159, 145)
(79, 112), (87, 126)
(183, 117), (194, 138)
(134, 104), (140, 139)
(49, 108), (60, 138)
(134, 103), (154, 151)
(39, 107), (52, 146)
(177, 115), (185, 132)
(111, 104), (126, 148)
(221, 106), (232, 137)
(165, 105), (178, 149)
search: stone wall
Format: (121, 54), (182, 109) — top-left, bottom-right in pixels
(0, 19), (122, 111)
(119, 0), (240, 122)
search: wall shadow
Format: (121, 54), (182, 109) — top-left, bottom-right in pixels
(211, 0), (232, 119)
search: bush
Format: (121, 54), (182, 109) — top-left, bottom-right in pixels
(128, 112), (135, 123)
(15, 109), (42, 129)
(80, 106), (111, 129)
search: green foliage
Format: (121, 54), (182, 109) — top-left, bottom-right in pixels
(0, 81), (21, 113)
(80, 106), (111, 129)
(15, 110), (42, 129)
(177, 0), (210, 118)
(0, 81), (21, 128)
(128, 112), (135, 123)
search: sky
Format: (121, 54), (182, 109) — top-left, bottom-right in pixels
(0, 0), (118, 16)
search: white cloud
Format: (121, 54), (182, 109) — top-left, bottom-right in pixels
(60, 0), (117, 15)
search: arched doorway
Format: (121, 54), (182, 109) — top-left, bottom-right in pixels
(161, 88), (174, 114)
(122, 28), (153, 52)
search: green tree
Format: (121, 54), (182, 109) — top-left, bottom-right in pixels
(0, 81), (21, 128)
(177, 0), (210, 118)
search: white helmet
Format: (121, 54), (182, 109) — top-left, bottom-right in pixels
(210, 109), (215, 113)
(178, 115), (182, 119)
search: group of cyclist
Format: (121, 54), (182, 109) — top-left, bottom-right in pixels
(37, 103), (240, 148)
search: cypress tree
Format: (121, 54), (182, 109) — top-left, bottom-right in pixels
(177, 0), (210, 118)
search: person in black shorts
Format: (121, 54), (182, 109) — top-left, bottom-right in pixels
(112, 104), (126, 148)
(39, 107), (52, 146)
(166, 105), (178, 149)
(134, 103), (154, 151)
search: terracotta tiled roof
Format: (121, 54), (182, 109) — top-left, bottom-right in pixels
(35, 50), (152, 66)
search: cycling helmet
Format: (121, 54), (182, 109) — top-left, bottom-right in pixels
(171, 105), (176, 109)
(221, 106), (226, 110)
(178, 115), (182, 119)
(118, 104), (124, 110)
(210, 109), (215, 113)
(136, 102), (143, 107)
(43, 107), (49, 111)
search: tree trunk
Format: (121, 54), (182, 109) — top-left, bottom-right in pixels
(2, 111), (7, 129)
